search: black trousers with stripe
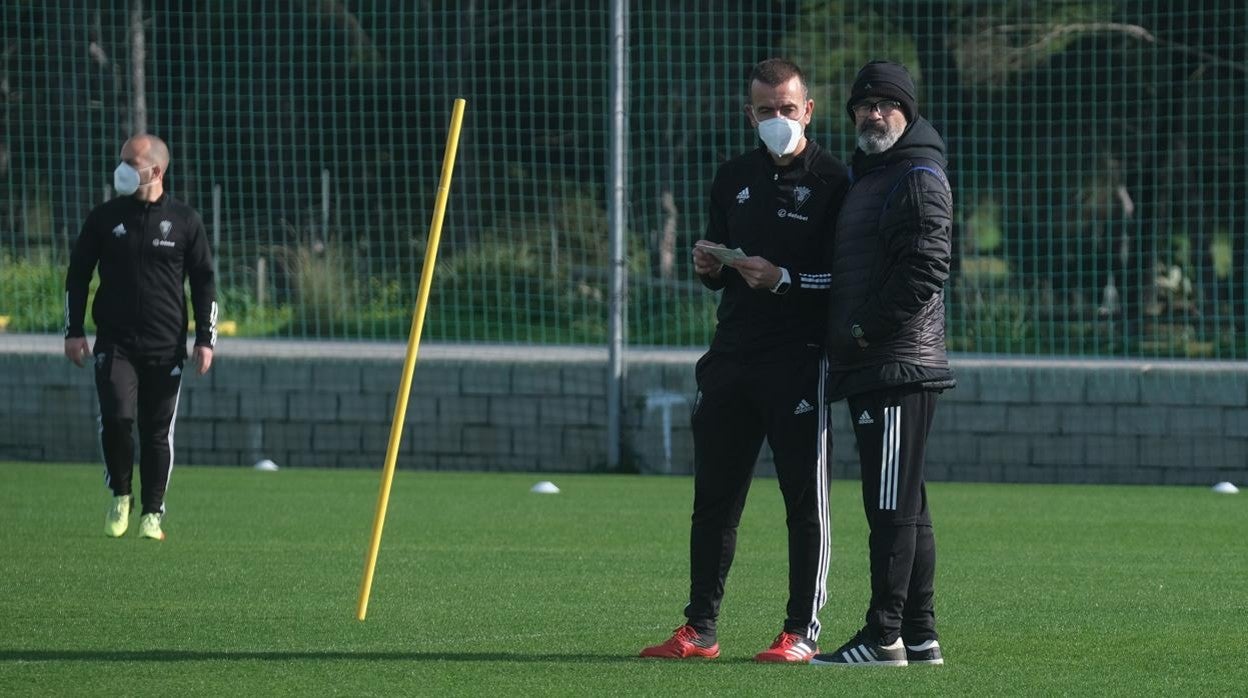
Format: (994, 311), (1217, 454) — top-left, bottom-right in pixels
(685, 348), (831, 641)
(846, 385), (939, 646)
(94, 340), (183, 516)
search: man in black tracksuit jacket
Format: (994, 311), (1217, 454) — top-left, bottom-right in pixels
(811, 61), (954, 668)
(641, 59), (849, 663)
(64, 134), (217, 541)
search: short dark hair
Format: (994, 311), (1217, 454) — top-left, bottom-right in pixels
(750, 58), (808, 98)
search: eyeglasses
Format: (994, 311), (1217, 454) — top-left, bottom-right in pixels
(852, 99), (901, 116)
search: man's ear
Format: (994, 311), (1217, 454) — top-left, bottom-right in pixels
(803, 99), (815, 126)
(743, 103), (758, 127)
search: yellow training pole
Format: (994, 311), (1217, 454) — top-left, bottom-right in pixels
(357, 98), (466, 621)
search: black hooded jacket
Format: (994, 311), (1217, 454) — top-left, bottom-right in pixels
(824, 117), (954, 400)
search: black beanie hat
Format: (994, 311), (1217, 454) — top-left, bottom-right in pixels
(846, 60), (918, 123)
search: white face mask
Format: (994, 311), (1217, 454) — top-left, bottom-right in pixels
(757, 116), (804, 157)
(113, 162), (153, 196)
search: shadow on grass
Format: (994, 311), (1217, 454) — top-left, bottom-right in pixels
(0, 650), (758, 664)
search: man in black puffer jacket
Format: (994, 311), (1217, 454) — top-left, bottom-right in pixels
(811, 60), (954, 669)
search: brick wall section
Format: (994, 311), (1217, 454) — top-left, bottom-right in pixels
(2, 338), (1246, 485)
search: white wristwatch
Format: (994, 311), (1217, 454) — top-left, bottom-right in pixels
(770, 267), (792, 295)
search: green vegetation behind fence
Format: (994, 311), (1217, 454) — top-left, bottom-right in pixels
(2, 2), (1244, 357)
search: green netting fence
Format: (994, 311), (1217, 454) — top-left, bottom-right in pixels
(2, 1), (1245, 358)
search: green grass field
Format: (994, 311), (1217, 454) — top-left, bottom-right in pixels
(1, 462), (1244, 696)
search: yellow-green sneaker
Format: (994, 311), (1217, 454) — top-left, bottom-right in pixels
(105, 494), (132, 537)
(138, 513), (165, 541)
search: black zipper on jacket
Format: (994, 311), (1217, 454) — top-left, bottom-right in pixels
(136, 200), (151, 350)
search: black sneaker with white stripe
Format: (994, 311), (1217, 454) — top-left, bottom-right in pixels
(810, 633), (907, 667)
(905, 639), (944, 665)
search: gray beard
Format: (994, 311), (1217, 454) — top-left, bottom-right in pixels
(857, 122), (904, 154)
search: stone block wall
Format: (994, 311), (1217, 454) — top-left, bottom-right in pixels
(2, 338), (1245, 486)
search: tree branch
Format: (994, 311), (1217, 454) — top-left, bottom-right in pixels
(992, 23), (1246, 76)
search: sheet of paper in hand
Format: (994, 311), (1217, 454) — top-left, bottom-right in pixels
(695, 244), (747, 265)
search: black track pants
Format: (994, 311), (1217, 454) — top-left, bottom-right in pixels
(685, 349), (832, 641)
(94, 341), (183, 515)
(846, 386), (939, 646)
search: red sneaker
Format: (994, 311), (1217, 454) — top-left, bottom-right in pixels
(754, 632), (817, 663)
(639, 625), (720, 659)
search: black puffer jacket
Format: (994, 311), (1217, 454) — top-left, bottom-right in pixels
(824, 117), (954, 400)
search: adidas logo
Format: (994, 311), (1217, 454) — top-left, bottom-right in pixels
(112, 224), (126, 238)
(794, 399), (814, 415)
(783, 639), (815, 661)
(170, 366), (182, 377)
(857, 410), (874, 425)
(736, 187), (750, 204)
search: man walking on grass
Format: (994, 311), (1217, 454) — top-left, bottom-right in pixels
(64, 133), (217, 541)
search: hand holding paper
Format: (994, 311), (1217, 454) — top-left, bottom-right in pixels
(695, 243), (747, 266)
